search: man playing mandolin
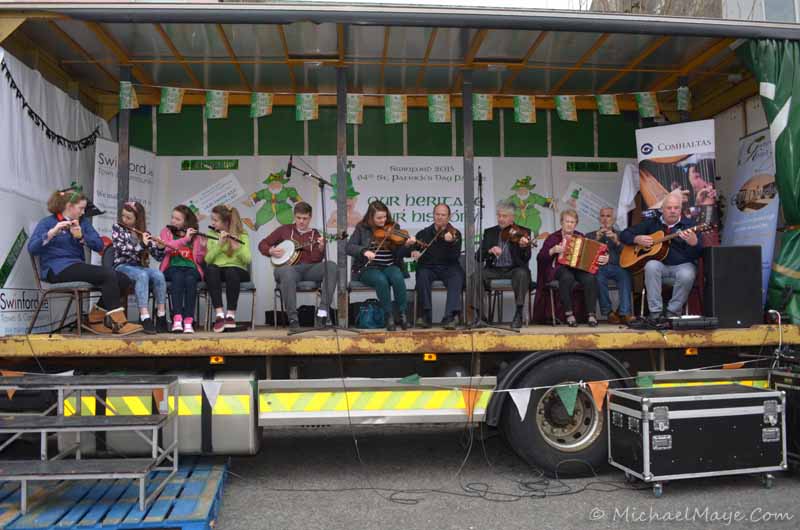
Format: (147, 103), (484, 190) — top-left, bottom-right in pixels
(620, 192), (703, 321)
(258, 202), (336, 331)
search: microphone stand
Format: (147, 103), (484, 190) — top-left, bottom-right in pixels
(466, 167), (517, 333)
(285, 157), (358, 336)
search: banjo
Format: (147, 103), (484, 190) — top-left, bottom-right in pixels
(270, 233), (320, 267)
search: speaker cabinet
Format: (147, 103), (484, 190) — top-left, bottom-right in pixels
(703, 246), (762, 328)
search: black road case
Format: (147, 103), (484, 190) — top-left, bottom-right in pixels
(608, 385), (787, 497)
(770, 369), (800, 468)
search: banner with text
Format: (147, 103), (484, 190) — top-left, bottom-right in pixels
(721, 129), (779, 305)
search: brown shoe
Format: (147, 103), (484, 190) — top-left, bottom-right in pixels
(607, 311), (621, 325)
(83, 321), (113, 334)
(621, 314), (637, 325)
(104, 308), (143, 336)
(87, 305), (106, 324)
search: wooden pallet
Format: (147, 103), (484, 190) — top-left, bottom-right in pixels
(0, 459), (224, 530)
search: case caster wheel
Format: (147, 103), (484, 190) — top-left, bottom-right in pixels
(652, 483), (663, 498)
(761, 474), (774, 489)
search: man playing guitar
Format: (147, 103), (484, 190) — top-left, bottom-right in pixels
(258, 202), (336, 330)
(620, 193), (703, 321)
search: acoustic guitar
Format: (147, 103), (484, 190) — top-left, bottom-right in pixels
(620, 223), (711, 273)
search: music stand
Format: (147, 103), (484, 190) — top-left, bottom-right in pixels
(285, 157), (358, 336)
(465, 167), (518, 333)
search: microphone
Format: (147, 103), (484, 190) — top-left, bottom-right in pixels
(286, 155), (293, 178)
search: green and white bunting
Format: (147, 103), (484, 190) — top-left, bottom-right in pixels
(595, 94), (619, 115)
(119, 81), (139, 110)
(555, 95), (577, 121)
(295, 93), (319, 121)
(427, 94), (451, 123)
(204, 90), (229, 119)
(250, 92), (273, 118)
(677, 86), (691, 112)
(384, 94), (407, 124)
(158, 87), (184, 114)
(635, 91), (660, 118)
(473, 94), (493, 121)
(513, 95), (536, 123)
(347, 94), (364, 124)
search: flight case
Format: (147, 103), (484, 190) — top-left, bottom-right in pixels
(607, 385), (787, 497)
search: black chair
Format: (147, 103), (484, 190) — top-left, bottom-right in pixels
(486, 279), (536, 325)
(273, 280), (321, 328)
(200, 264), (257, 330)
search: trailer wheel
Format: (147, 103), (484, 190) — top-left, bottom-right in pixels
(501, 355), (617, 477)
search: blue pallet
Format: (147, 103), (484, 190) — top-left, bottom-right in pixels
(0, 459), (225, 530)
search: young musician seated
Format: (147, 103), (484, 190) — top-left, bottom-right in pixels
(473, 201), (532, 329)
(620, 192), (702, 320)
(258, 201), (337, 331)
(411, 204), (464, 329)
(346, 200), (416, 331)
(586, 207), (633, 325)
(205, 205), (252, 333)
(112, 201), (168, 334)
(538, 209), (607, 327)
(28, 188), (142, 335)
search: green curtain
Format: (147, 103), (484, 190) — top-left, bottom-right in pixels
(738, 40), (800, 323)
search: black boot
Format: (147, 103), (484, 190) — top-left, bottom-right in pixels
(512, 306), (524, 329)
(398, 313), (409, 331)
(155, 315), (169, 334)
(385, 313), (396, 331)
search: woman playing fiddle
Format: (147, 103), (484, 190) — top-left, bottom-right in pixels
(346, 200), (416, 330)
(410, 204), (464, 329)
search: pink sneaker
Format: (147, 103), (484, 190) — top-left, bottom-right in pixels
(183, 317), (194, 334)
(171, 315), (183, 333)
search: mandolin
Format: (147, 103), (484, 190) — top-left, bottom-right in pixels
(620, 223), (712, 273)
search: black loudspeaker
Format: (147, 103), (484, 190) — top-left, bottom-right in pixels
(703, 246), (763, 328)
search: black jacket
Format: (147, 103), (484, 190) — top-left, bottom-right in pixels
(620, 216), (703, 266)
(479, 225), (532, 269)
(415, 224), (462, 267)
(346, 222), (412, 278)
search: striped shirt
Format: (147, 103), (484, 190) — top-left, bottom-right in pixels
(366, 242), (395, 268)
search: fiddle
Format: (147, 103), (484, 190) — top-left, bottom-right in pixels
(500, 224), (542, 248)
(167, 224), (219, 241)
(414, 223), (461, 260)
(371, 222), (413, 249)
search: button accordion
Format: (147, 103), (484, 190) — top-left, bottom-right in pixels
(557, 236), (607, 274)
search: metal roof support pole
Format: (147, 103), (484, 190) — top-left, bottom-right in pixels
(117, 65), (131, 215)
(336, 65), (349, 327)
(462, 68), (476, 317)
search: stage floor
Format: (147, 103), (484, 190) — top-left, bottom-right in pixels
(0, 324), (793, 358)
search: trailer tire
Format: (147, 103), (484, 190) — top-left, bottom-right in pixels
(501, 355), (618, 477)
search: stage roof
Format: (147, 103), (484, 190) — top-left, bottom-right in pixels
(2, 2), (797, 119)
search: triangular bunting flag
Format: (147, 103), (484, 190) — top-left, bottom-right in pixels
(54, 370), (75, 376)
(152, 388), (165, 408)
(427, 94), (451, 123)
(250, 92), (273, 118)
(634, 91), (660, 118)
(723, 361), (745, 370)
(513, 95), (536, 123)
(201, 381), (223, 409)
(555, 95), (577, 121)
(205, 90), (229, 119)
(555, 384), (579, 416)
(295, 93), (319, 121)
(472, 94), (493, 121)
(347, 94), (364, 124)
(398, 373), (421, 385)
(588, 381), (610, 411)
(595, 94), (619, 115)
(461, 388), (481, 421)
(119, 81), (139, 110)
(635, 375), (655, 388)
(384, 95), (407, 124)
(1, 370), (24, 400)
(508, 388), (532, 422)
(159, 87), (184, 114)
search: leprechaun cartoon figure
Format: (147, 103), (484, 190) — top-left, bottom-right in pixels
(505, 175), (553, 236)
(326, 162), (362, 230)
(242, 170), (302, 230)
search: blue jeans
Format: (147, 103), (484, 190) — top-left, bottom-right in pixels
(358, 266), (407, 315)
(116, 264), (167, 309)
(596, 264), (632, 316)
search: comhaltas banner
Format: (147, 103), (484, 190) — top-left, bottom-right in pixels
(721, 129), (779, 305)
(635, 120), (717, 227)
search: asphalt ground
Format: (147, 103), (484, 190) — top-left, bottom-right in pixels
(217, 424), (799, 530)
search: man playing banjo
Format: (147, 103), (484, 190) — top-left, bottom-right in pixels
(258, 202), (336, 330)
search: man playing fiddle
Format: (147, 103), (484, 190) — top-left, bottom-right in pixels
(472, 201), (532, 329)
(411, 204), (464, 329)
